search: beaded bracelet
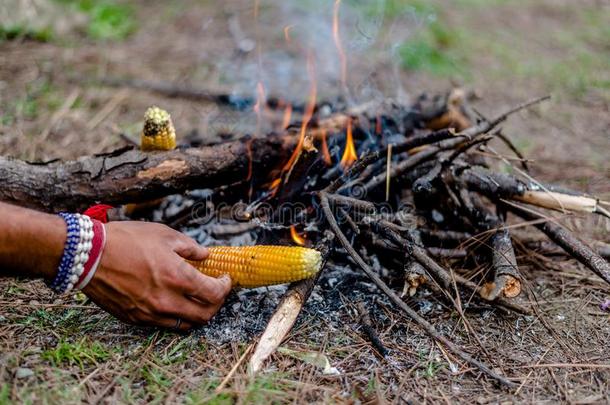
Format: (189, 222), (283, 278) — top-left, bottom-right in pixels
(75, 220), (106, 290)
(50, 213), (94, 293)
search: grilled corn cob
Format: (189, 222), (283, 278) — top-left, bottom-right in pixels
(188, 245), (322, 288)
(141, 106), (176, 151)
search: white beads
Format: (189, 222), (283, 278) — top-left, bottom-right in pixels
(62, 214), (94, 294)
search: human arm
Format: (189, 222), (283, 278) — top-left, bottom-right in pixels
(0, 202), (231, 330)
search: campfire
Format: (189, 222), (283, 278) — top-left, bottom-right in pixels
(1, 0), (608, 390)
(2, 85), (608, 387)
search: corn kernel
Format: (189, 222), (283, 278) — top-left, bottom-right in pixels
(188, 245), (322, 288)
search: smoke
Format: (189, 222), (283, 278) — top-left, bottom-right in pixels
(212, 0), (430, 107)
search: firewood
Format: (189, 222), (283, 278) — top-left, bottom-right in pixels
(248, 232), (333, 375)
(506, 203), (610, 285)
(459, 166), (609, 217)
(319, 192), (516, 387)
(356, 301), (388, 357)
(0, 136), (290, 212)
(480, 230), (521, 300)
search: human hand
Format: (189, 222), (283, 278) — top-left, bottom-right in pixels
(83, 221), (231, 331)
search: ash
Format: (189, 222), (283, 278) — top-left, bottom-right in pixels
(160, 194), (449, 346)
(196, 264), (445, 346)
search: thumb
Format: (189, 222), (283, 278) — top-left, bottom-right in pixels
(174, 239), (209, 261)
(217, 274), (233, 293)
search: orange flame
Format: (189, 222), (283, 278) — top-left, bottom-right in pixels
(281, 103), (293, 130)
(284, 25), (294, 43)
(268, 177), (281, 197)
(282, 50), (317, 172)
(333, 0), (347, 90)
(320, 129), (332, 166)
(253, 81), (266, 115)
(375, 114), (382, 135)
(290, 225), (306, 246)
(340, 119), (358, 169)
(253, 81), (266, 136)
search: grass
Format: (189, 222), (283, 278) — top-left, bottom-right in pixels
(54, 0), (136, 41)
(141, 362), (173, 392)
(0, 25), (53, 42)
(0, 384), (9, 405)
(186, 392), (233, 405)
(1, 78), (62, 126)
(0, 0), (135, 43)
(378, 0), (610, 100)
(363, 0), (471, 78)
(399, 22), (468, 77)
(42, 338), (110, 369)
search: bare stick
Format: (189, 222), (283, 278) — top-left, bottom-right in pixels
(506, 202), (610, 285)
(481, 230), (521, 301)
(248, 232), (333, 374)
(402, 231), (428, 297)
(485, 95), (550, 128)
(495, 131), (529, 172)
(363, 138), (463, 192)
(374, 226), (530, 315)
(319, 192), (516, 387)
(356, 302), (388, 357)
(460, 166), (607, 217)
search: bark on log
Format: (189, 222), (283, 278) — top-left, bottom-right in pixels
(0, 136), (290, 212)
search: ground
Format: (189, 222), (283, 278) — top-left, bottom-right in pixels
(0, 0), (609, 403)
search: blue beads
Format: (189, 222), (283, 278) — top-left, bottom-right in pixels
(49, 213), (81, 292)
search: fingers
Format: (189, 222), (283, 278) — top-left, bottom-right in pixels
(153, 317), (194, 332)
(177, 262), (232, 305)
(172, 234), (209, 261)
(169, 296), (222, 325)
(153, 289), (226, 325)
(152, 261), (230, 325)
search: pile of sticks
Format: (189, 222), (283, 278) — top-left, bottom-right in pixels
(2, 84), (609, 387)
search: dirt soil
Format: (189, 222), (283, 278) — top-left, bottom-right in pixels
(0, 0), (609, 403)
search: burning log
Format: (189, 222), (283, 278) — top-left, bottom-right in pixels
(0, 136), (291, 212)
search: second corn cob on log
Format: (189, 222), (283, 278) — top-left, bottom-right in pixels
(188, 245), (323, 288)
(141, 106), (176, 151)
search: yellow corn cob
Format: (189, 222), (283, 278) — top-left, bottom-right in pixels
(188, 246), (322, 288)
(141, 106), (176, 151)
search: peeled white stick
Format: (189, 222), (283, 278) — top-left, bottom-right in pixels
(514, 190), (605, 215)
